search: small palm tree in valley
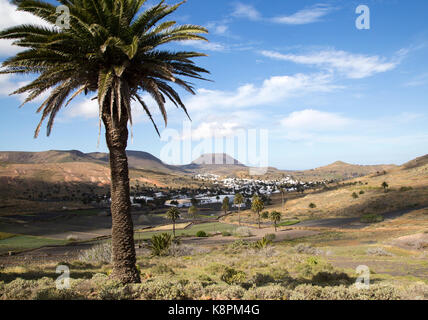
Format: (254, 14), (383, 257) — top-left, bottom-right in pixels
(382, 182), (389, 192)
(270, 211), (282, 232)
(222, 196), (230, 215)
(233, 193), (244, 226)
(166, 207), (181, 238)
(280, 187), (286, 209)
(188, 205), (197, 222)
(0, 0), (209, 284)
(251, 196), (264, 229)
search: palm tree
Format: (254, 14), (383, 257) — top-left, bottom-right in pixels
(222, 196), (230, 215)
(233, 193), (244, 226)
(0, 0), (209, 284)
(251, 196), (264, 229)
(188, 205), (197, 222)
(382, 182), (389, 192)
(270, 211), (282, 232)
(166, 207), (181, 237)
(280, 187), (286, 209)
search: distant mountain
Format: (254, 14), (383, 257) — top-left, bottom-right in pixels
(0, 150), (94, 164)
(181, 153), (246, 176)
(0, 149), (415, 183)
(402, 154), (428, 170)
(88, 150), (182, 173)
(286, 160), (398, 181)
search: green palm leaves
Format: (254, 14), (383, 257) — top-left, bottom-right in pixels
(0, 0), (210, 137)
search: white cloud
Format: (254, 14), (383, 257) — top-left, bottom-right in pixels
(281, 109), (351, 131)
(232, 3), (261, 20)
(206, 22), (229, 35)
(272, 4), (335, 25)
(185, 73), (338, 113)
(182, 121), (242, 140)
(0, 74), (16, 95)
(0, 0), (52, 56)
(180, 40), (226, 52)
(261, 49), (399, 79)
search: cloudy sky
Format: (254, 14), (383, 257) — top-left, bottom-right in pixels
(0, 0), (427, 170)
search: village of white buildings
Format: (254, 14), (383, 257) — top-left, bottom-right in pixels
(128, 173), (323, 209)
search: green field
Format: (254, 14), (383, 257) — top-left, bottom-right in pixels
(134, 222), (237, 240)
(0, 235), (69, 254)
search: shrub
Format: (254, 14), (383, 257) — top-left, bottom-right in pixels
(133, 280), (187, 300)
(204, 284), (245, 300)
(169, 243), (210, 257)
(151, 264), (175, 275)
(98, 280), (132, 300)
(297, 257), (334, 278)
(352, 192), (359, 199)
(244, 285), (291, 300)
(366, 247), (393, 256)
(294, 243), (323, 255)
(399, 186), (413, 192)
(311, 271), (352, 285)
(309, 203), (317, 209)
(196, 231), (208, 238)
(222, 231), (232, 237)
(269, 268), (290, 282)
(205, 263), (228, 276)
(78, 242), (112, 264)
(249, 273), (275, 287)
(360, 214), (384, 224)
(359, 190), (365, 195)
(253, 237), (272, 249)
(197, 274), (215, 287)
(220, 267), (247, 285)
(149, 233), (172, 256)
(233, 227), (253, 238)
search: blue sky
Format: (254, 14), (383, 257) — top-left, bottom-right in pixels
(0, 0), (427, 170)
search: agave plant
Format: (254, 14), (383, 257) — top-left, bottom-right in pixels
(149, 233), (172, 256)
(0, 0), (209, 283)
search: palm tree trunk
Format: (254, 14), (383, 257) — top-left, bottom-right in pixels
(173, 221), (176, 237)
(238, 207), (241, 226)
(103, 110), (140, 284)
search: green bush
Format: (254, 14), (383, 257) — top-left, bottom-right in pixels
(149, 233), (172, 256)
(297, 257), (335, 278)
(359, 190), (365, 195)
(289, 284), (399, 300)
(352, 192), (359, 199)
(309, 203), (317, 209)
(197, 274), (215, 287)
(360, 214), (384, 224)
(151, 263), (175, 275)
(196, 231), (208, 238)
(222, 231), (232, 237)
(132, 280), (188, 300)
(311, 271), (352, 285)
(253, 237), (272, 249)
(220, 267), (247, 285)
(244, 285), (291, 300)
